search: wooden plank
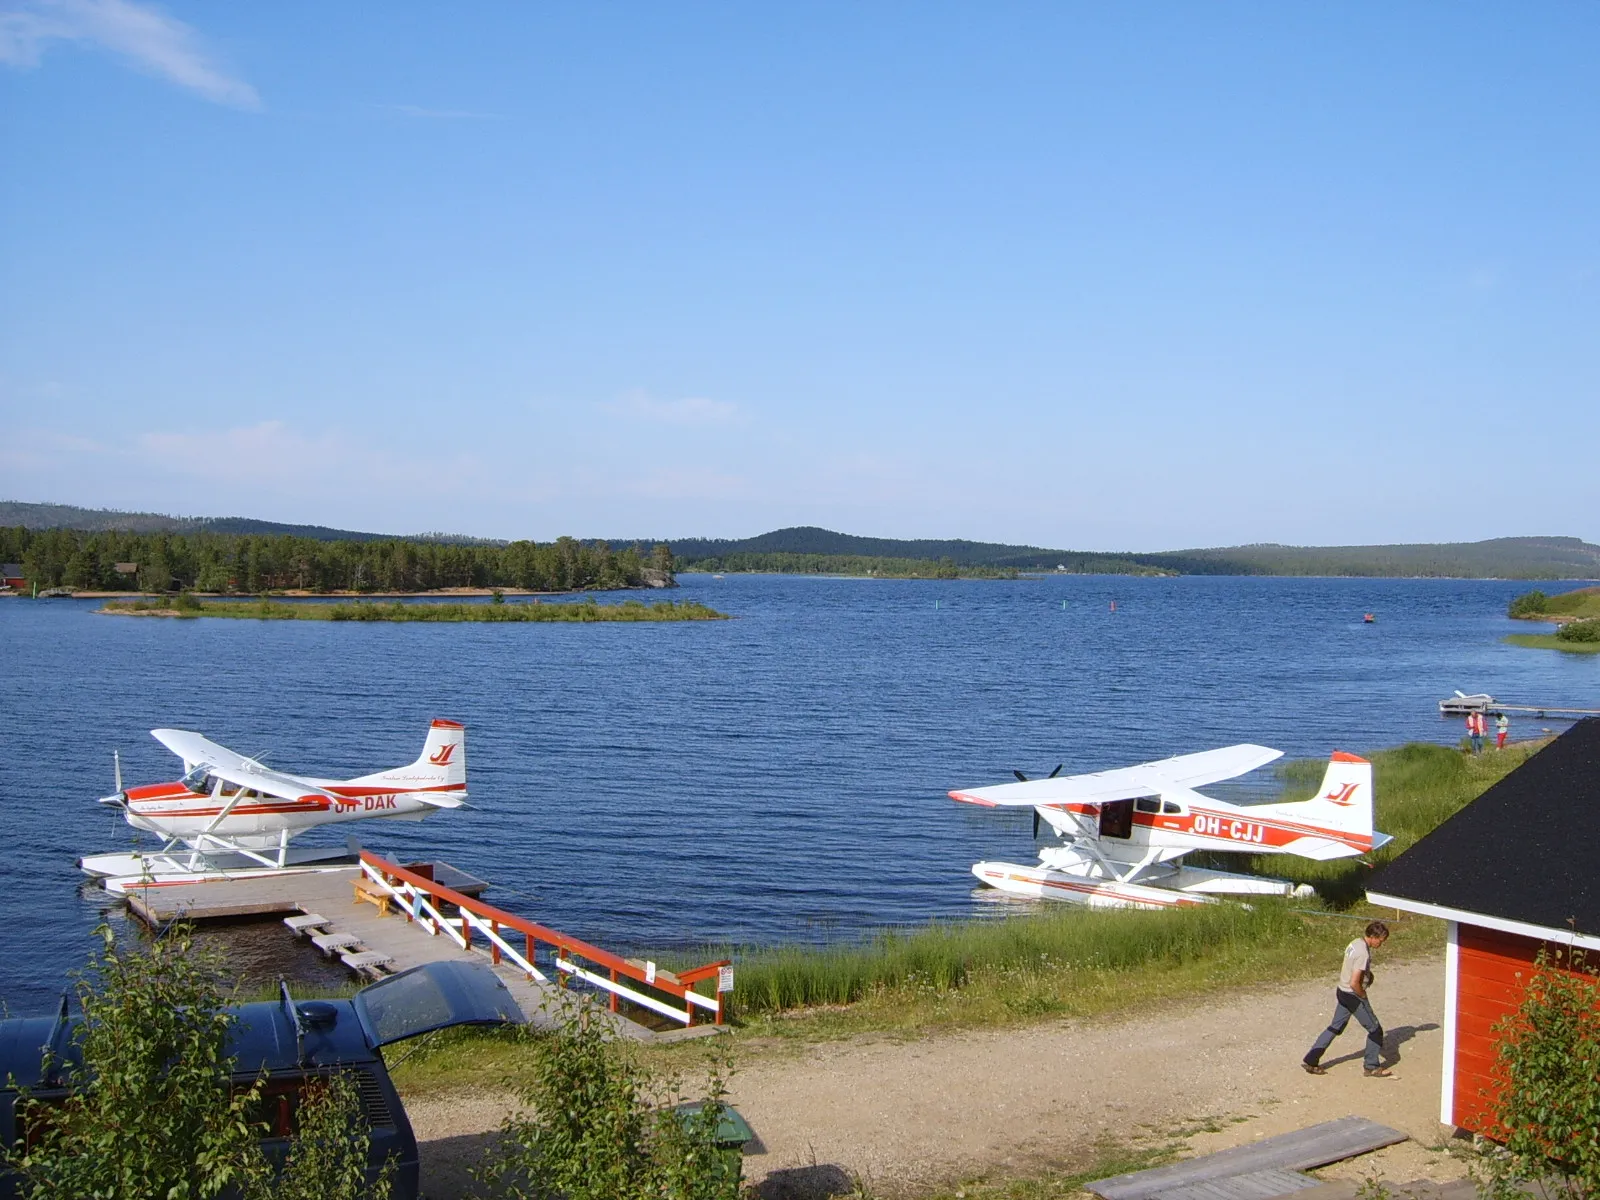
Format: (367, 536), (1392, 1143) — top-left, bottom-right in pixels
(1087, 1118), (1408, 1200)
(1151, 1168), (1322, 1200)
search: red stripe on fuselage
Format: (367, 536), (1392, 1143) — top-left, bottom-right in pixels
(1039, 803), (1370, 853)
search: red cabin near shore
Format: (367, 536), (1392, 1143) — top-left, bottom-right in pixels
(1367, 718), (1600, 1135)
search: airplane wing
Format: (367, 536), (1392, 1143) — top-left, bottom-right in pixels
(949, 744), (1283, 807)
(151, 729), (340, 804)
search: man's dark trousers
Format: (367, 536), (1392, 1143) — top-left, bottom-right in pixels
(1303, 989), (1383, 1071)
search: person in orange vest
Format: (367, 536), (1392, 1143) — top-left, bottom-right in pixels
(1467, 712), (1484, 754)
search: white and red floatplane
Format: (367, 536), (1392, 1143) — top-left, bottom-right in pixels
(951, 744), (1390, 910)
(80, 719), (469, 893)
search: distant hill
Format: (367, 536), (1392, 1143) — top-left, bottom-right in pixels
(0, 502), (494, 545)
(1140, 537), (1600, 580)
(661, 527), (1149, 572)
(7, 503), (1597, 579)
(659, 527), (1600, 579)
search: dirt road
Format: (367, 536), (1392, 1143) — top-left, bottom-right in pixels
(407, 956), (1470, 1198)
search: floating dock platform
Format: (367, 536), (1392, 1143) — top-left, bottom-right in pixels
(120, 852), (730, 1043)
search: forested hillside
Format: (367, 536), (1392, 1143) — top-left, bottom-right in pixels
(1140, 537), (1600, 579)
(666, 526), (1158, 573)
(0, 527), (672, 593)
(7, 504), (1597, 581)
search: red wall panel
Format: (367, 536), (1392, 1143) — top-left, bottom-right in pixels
(1451, 924), (1595, 1134)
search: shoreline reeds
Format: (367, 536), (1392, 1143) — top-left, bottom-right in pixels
(100, 596), (729, 622)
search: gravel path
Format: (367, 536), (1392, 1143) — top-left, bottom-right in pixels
(406, 956), (1471, 1198)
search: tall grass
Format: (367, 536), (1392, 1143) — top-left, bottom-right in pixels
(102, 597), (728, 622)
(728, 901), (1307, 1017)
(1536, 587), (1600, 619)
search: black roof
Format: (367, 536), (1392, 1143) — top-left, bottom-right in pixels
(1368, 718), (1600, 938)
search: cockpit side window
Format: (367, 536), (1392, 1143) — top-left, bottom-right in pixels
(1161, 800), (1182, 815)
(1134, 797), (1160, 814)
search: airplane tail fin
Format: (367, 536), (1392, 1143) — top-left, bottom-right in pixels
(1254, 751), (1380, 857)
(347, 720), (467, 801)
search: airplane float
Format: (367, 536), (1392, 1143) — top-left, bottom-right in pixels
(79, 719), (469, 893)
(950, 744), (1390, 910)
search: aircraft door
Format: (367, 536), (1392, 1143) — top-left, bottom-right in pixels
(1098, 799), (1134, 840)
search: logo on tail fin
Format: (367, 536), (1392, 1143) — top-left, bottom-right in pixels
(1323, 782), (1357, 806)
(428, 743), (458, 766)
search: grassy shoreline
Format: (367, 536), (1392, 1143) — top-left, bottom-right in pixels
(100, 596), (729, 622)
(385, 739), (1543, 1093)
(1504, 632), (1600, 653)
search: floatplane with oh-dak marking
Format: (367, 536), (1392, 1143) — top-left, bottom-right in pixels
(80, 720), (469, 893)
(951, 744), (1390, 909)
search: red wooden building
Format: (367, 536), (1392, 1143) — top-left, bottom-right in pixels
(1367, 717), (1600, 1135)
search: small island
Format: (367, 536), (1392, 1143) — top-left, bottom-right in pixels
(1504, 587), (1600, 653)
(100, 596), (729, 622)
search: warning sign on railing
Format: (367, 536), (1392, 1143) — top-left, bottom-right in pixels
(717, 966), (734, 993)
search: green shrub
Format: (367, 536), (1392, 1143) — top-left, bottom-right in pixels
(1508, 590), (1548, 618)
(271, 1074), (394, 1200)
(1556, 619), (1600, 643)
(2, 926), (391, 1200)
(480, 1004), (739, 1200)
(1508, 591), (1547, 618)
(4, 926), (268, 1199)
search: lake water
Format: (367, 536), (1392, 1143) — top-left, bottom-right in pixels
(3, 574), (1595, 1013)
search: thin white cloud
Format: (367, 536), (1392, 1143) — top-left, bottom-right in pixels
(599, 389), (743, 426)
(376, 103), (506, 121)
(0, 0), (259, 108)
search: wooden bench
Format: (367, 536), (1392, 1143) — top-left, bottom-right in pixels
(353, 876), (393, 916)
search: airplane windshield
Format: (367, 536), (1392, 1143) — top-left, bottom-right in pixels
(182, 763), (213, 794)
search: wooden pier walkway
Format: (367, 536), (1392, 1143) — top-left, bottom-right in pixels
(124, 864), (715, 1042)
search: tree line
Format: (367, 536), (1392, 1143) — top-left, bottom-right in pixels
(0, 527), (675, 594)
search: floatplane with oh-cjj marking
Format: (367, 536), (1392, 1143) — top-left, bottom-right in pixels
(950, 744), (1390, 909)
(79, 720), (470, 893)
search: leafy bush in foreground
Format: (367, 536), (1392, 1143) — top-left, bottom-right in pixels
(3, 926), (389, 1200)
(479, 1004), (739, 1200)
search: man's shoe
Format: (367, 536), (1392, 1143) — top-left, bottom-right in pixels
(1363, 1067), (1394, 1078)
(1302, 1062), (1327, 1075)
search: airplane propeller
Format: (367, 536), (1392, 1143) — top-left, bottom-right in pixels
(97, 749), (127, 809)
(1007, 764), (1065, 839)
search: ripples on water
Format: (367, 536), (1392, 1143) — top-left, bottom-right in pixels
(3, 575), (1594, 1011)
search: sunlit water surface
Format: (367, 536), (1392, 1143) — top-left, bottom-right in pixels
(3, 574), (1595, 1012)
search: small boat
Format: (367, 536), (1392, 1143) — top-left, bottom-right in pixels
(1363, 613), (1376, 623)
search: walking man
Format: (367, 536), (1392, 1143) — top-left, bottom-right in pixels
(1303, 920), (1392, 1077)
(1496, 712), (1510, 750)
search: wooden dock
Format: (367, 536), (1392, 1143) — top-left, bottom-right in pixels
(1438, 694), (1600, 719)
(1087, 1116), (1408, 1200)
(123, 865), (715, 1042)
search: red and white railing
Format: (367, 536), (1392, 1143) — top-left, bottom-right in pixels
(358, 852), (731, 1027)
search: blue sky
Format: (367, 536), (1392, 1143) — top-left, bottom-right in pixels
(2, 2), (1596, 548)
